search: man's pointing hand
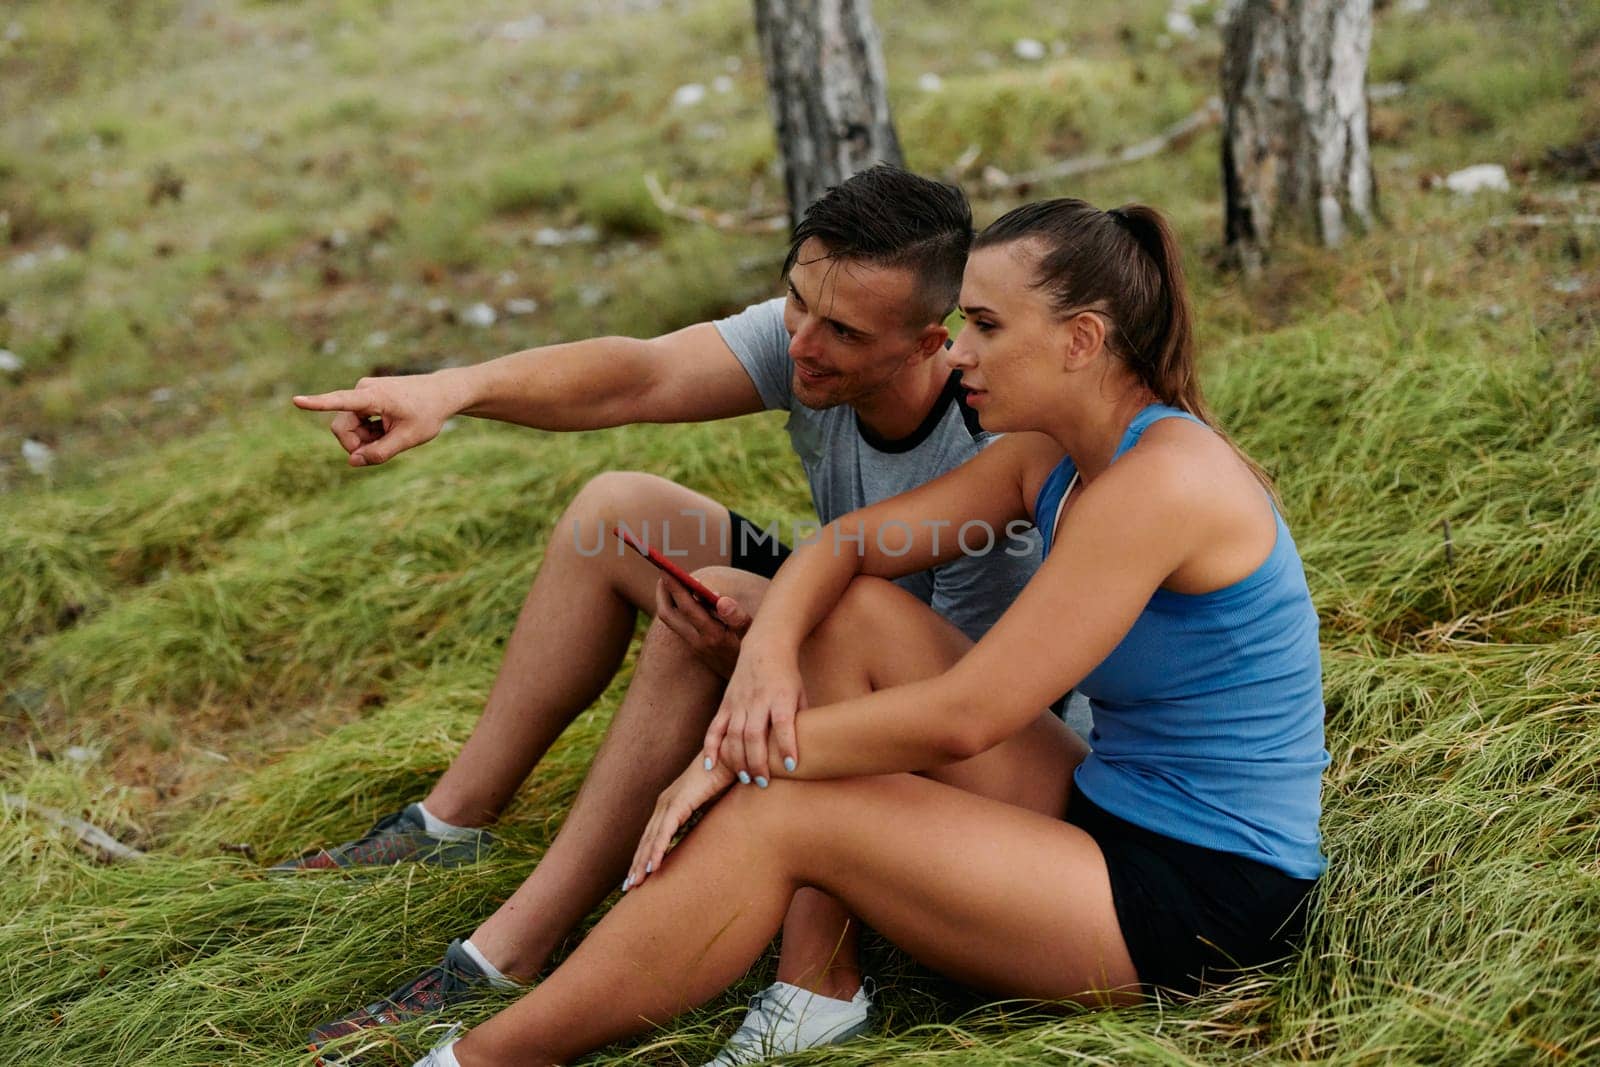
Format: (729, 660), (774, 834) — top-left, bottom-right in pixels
(293, 375), (455, 467)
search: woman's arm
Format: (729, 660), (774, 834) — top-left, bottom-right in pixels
(704, 433), (1060, 778)
(742, 430), (1062, 652)
(777, 444), (1207, 777)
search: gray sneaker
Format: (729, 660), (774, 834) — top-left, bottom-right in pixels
(308, 940), (484, 1062)
(271, 804), (492, 871)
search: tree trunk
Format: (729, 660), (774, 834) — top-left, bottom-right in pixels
(1221, 0), (1376, 272)
(752, 0), (904, 228)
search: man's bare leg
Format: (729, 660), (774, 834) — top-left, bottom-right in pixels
(468, 568), (771, 980)
(422, 472), (738, 827)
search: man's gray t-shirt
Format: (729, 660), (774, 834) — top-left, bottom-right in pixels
(714, 298), (1042, 643)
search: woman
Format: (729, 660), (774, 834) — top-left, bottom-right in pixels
(406, 199), (1328, 1066)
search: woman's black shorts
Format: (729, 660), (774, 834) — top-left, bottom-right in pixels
(1065, 785), (1318, 997)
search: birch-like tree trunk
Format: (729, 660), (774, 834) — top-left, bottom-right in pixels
(1221, 0), (1376, 271)
(752, 0), (903, 227)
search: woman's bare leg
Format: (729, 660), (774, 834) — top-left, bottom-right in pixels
(451, 773), (1138, 1066)
(774, 577), (1090, 999)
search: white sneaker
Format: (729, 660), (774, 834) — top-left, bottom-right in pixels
(410, 1023), (463, 1067)
(702, 979), (874, 1066)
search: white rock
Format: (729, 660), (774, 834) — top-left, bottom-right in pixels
(0, 349), (21, 373)
(1398, 0), (1429, 13)
(712, 75), (734, 94)
(426, 296), (450, 314)
(578, 285), (610, 308)
(463, 302), (498, 327)
(64, 746), (99, 764)
(1444, 164), (1510, 196)
(1013, 38), (1046, 61)
(1551, 277), (1583, 295)
(505, 297), (539, 316)
(672, 83), (707, 108)
(21, 438), (55, 475)
(149, 386), (174, 403)
(365, 330), (389, 348)
(11, 252), (38, 273)
(533, 224), (600, 247)
(320, 338), (339, 355)
(494, 16), (546, 41)
(917, 72), (943, 93)
(1165, 10), (1198, 38)
(1368, 81), (1407, 102)
(328, 228), (348, 248)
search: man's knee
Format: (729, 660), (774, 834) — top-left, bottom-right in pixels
(690, 565), (769, 613)
(567, 470), (671, 524)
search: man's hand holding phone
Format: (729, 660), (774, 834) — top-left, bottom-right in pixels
(293, 373), (464, 467)
(654, 573), (751, 680)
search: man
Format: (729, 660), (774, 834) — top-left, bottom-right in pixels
(290, 165), (1077, 1063)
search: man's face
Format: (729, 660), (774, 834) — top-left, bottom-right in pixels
(781, 238), (935, 410)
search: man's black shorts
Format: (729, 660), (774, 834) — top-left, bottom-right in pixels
(727, 508), (792, 579)
(1066, 784), (1318, 997)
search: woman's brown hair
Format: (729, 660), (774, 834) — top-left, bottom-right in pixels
(973, 199), (1274, 492)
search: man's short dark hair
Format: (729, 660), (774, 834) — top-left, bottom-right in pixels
(782, 164), (973, 328)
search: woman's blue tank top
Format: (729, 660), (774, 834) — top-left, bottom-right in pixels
(1035, 405), (1328, 879)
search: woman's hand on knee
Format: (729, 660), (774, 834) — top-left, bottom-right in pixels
(705, 654), (804, 787)
(625, 758), (736, 891)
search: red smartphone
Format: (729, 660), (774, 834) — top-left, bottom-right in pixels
(613, 527), (723, 612)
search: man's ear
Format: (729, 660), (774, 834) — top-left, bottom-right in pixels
(1062, 312), (1106, 371)
(914, 323), (949, 361)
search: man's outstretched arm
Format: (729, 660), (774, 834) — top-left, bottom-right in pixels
(293, 321), (766, 466)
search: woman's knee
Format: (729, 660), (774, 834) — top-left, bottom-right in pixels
(807, 575), (903, 649)
(702, 775), (908, 850)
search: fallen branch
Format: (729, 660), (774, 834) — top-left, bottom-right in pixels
(2, 793), (147, 863)
(1487, 214), (1600, 228)
(644, 173), (787, 234)
(646, 98), (1224, 228)
(984, 97), (1223, 191)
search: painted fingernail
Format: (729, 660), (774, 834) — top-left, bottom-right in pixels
(738, 771), (751, 785)
(703, 757), (714, 771)
(784, 757), (797, 773)
(755, 776), (768, 789)
(646, 861), (653, 874)
(622, 876), (632, 892)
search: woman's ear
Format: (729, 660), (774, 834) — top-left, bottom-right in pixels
(1062, 311), (1107, 371)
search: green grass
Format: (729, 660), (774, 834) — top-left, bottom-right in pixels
(3, 0), (1598, 1064)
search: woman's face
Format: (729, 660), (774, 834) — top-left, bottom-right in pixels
(948, 241), (1073, 433)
